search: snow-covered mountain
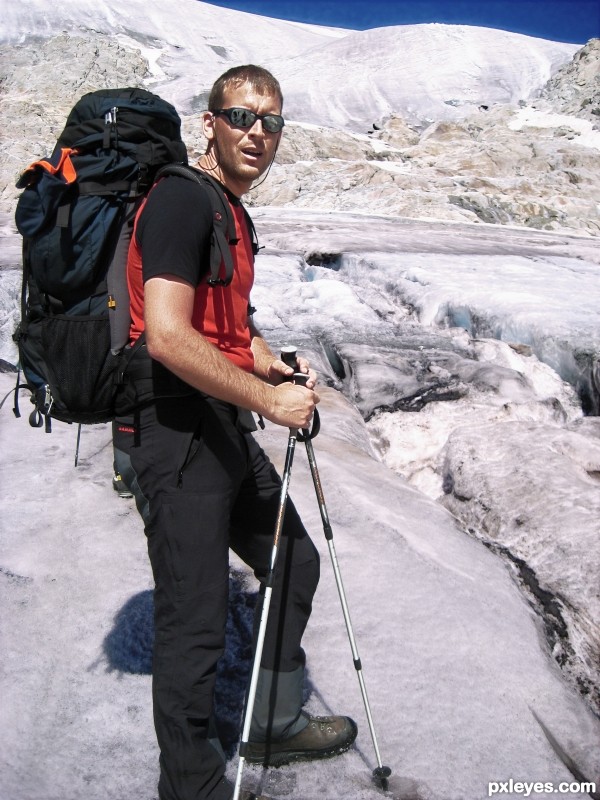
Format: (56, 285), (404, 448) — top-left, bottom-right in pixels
(2, 0), (598, 238)
(277, 23), (580, 130)
(1, 3), (600, 800)
(0, 0), (578, 127)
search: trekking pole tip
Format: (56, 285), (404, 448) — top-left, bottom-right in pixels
(373, 765), (392, 790)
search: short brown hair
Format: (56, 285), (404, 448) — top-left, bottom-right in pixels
(208, 65), (283, 112)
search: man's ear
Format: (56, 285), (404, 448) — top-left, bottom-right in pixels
(202, 111), (216, 142)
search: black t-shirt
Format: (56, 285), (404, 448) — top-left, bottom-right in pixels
(135, 175), (214, 286)
(128, 170), (256, 369)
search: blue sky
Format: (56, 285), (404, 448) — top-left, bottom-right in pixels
(202, 0), (599, 44)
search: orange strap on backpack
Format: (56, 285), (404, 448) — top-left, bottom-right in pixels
(19, 147), (78, 187)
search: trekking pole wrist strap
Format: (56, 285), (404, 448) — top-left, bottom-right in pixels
(298, 408), (320, 441)
(291, 372), (320, 440)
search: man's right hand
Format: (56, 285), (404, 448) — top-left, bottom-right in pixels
(264, 382), (320, 429)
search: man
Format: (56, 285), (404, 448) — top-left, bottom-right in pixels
(124, 65), (357, 800)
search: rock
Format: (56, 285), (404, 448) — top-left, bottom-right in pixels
(540, 38), (600, 124)
(372, 113), (420, 148)
(0, 34), (148, 213)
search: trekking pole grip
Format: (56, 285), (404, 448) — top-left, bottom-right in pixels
(280, 345), (298, 370)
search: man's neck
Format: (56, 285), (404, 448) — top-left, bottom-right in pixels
(196, 156), (248, 198)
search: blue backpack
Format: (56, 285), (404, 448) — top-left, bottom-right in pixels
(12, 88), (246, 430)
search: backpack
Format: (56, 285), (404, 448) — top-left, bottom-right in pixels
(12, 87), (255, 431)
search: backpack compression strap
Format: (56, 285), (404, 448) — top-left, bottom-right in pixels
(154, 163), (253, 287)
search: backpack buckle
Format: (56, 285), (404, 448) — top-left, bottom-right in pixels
(104, 107), (118, 125)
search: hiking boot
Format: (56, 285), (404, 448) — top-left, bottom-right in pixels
(246, 712), (358, 767)
(239, 792), (271, 800)
(112, 473), (133, 498)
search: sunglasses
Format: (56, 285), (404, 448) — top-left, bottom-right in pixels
(213, 107), (285, 134)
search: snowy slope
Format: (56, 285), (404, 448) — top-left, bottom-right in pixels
(0, 0), (348, 116)
(276, 23), (580, 129)
(0, 0), (579, 126)
(2, 210), (600, 800)
(2, 370), (600, 800)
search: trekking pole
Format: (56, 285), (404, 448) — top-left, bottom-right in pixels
(74, 423), (82, 467)
(284, 347), (392, 791)
(232, 357), (309, 800)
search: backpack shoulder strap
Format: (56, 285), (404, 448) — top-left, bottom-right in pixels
(242, 205), (260, 257)
(154, 163), (239, 287)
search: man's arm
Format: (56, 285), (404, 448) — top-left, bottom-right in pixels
(144, 275), (319, 429)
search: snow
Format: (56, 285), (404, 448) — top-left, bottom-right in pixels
(1, 369), (599, 800)
(507, 108), (600, 151)
(0, 0), (348, 118)
(0, 1), (579, 128)
(1, 1), (599, 799)
(2, 210), (600, 799)
(274, 24), (579, 130)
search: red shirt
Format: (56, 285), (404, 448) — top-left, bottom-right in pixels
(127, 175), (255, 373)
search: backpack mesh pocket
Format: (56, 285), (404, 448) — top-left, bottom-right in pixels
(41, 314), (120, 423)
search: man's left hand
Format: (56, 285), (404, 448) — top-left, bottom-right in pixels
(268, 356), (317, 388)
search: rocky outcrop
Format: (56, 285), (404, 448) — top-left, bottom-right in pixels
(0, 35), (147, 209)
(247, 100), (600, 235)
(539, 37), (600, 123)
(253, 38), (600, 235)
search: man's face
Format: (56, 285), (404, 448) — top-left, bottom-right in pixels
(204, 82), (282, 196)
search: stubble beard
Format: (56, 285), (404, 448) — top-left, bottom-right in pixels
(212, 135), (272, 193)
